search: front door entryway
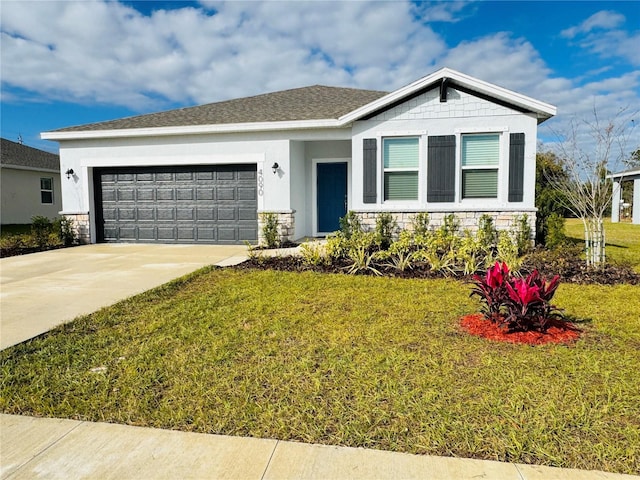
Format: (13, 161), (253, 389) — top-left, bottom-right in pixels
(316, 162), (347, 234)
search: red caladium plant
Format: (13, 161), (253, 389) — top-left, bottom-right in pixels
(470, 262), (563, 332)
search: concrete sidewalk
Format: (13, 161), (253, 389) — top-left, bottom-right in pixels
(1, 414), (636, 480)
(0, 244), (248, 350)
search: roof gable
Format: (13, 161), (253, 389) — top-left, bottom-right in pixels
(1, 138), (60, 171)
(342, 68), (556, 125)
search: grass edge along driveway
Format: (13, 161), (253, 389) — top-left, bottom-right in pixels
(1, 267), (639, 475)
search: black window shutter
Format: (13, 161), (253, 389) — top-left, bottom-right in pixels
(427, 135), (456, 202)
(508, 133), (525, 202)
(363, 138), (377, 204)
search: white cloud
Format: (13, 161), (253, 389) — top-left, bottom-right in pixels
(561, 10), (625, 38)
(560, 10), (639, 66)
(1, 0), (638, 154)
(0, 0), (449, 109)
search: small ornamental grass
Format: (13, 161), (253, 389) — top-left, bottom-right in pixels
(467, 262), (579, 344)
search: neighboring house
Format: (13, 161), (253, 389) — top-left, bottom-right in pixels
(42, 68), (556, 245)
(609, 169), (640, 224)
(1, 138), (62, 225)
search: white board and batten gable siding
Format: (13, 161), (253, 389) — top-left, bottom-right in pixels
(351, 85), (538, 213)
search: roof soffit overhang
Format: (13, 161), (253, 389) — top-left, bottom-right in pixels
(41, 119), (350, 141)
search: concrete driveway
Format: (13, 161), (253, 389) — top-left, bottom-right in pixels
(0, 244), (248, 350)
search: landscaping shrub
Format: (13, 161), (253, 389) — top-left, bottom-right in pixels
(54, 216), (77, 246)
(260, 212), (280, 248)
(31, 215), (53, 248)
(513, 214), (533, 256)
(374, 212), (397, 250)
(338, 211), (362, 239)
(470, 261), (564, 332)
(545, 212), (567, 249)
(410, 212), (430, 236)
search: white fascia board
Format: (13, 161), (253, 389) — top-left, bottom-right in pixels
(41, 119), (342, 141)
(338, 67), (556, 124)
(607, 168), (640, 179)
(0, 164), (60, 174)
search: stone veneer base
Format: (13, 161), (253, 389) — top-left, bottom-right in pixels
(353, 210), (536, 238)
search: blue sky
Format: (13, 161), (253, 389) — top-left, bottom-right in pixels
(1, 1), (638, 155)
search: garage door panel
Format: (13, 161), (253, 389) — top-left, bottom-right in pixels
(96, 165), (257, 244)
(176, 189), (194, 201)
(177, 208), (195, 221)
(196, 188), (214, 200)
(197, 208), (215, 221)
(197, 227), (215, 240)
(137, 208), (155, 221)
(136, 173), (153, 182)
(157, 189), (174, 201)
(137, 189), (155, 201)
(239, 228), (258, 241)
(217, 188), (235, 200)
(117, 189), (135, 201)
(238, 208), (256, 221)
(119, 227), (136, 239)
(118, 208), (136, 221)
(238, 187), (256, 200)
(138, 227), (156, 240)
(217, 208), (236, 221)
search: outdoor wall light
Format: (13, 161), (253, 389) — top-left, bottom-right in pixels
(65, 168), (75, 179)
(271, 162), (279, 174)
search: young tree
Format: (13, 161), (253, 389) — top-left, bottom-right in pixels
(545, 108), (637, 267)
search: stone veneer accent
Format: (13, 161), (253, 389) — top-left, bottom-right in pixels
(354, 210), (536, 239)
(258, 210), (295, 245)
(63, 213), (91, 244)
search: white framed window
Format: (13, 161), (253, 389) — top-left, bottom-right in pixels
(383, 137), (419, 201)
(461, 134), (499, 199)
(40, 177), (54, 204)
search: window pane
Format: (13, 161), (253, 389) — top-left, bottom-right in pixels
(462, 134), (499, 167)
(41, 191), (53, 204)
(463, 169), (498, 198)
(384, 172), (418, 201)
(41, 177), (52, 190)
(384, 138), (419, 169)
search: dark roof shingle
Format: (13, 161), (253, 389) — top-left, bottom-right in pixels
(1, 138), (60, 171)
(54, 85), (388, 133)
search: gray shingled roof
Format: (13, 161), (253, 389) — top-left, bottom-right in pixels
(1, 138), (60, 171)
(53, 85), (388, 133)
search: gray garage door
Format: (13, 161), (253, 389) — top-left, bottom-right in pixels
(95, 165), (258, 244)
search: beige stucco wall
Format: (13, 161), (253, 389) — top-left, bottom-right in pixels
(1, 167), (62, 224)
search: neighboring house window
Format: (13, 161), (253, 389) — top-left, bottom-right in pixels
(40, 177), (54, 204)
(461, 134), (499, 198)
(383, 137), (419, 201)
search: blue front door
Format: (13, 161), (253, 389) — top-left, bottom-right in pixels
(317, 162), (347, 233)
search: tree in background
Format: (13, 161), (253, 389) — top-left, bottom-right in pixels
(545, 108), (637, 268)
(535, 150), (569, 245)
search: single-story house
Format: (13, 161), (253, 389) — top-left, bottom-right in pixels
(1, 138), (62, 225)
(608, 168), (640, 224)
(41, 68), (556, 245)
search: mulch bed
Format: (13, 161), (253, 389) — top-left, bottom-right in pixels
(459, 313), (581, 345)
(237, 254), (640, 285)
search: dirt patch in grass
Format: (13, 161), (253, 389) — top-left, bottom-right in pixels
(460, 314), (581, 345)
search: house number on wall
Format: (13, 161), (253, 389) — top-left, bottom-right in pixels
(257, 168), (264, 196)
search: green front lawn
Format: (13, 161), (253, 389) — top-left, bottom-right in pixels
(565, 218), (640, 270)
(1, 268), (639, 474)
